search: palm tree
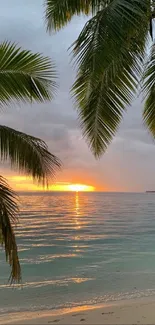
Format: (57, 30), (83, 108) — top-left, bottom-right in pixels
(0, 41), (61, 283)
(45, 0), (155, 157)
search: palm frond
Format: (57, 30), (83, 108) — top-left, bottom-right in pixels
(143, 43), (155, 135)
(0, 41), (57, 105)
(71, 0), (150, 157)
(0, 176), (20, 283)
(45, 0), (104, 32)
(0, 126), (61, 185)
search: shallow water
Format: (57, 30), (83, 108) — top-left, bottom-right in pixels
(1, 192), (155, 314)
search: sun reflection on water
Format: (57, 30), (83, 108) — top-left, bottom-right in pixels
(75, 192), (81, 229)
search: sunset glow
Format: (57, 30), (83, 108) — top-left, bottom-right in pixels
(8, 176), (95, 192)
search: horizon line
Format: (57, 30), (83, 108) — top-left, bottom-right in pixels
(16, 190), (146, 194)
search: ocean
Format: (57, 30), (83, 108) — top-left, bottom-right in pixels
(1, 192), (155, 314)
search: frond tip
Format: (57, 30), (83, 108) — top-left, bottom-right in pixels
(0, 126), (61, 185)
(0, 176), (21, 283)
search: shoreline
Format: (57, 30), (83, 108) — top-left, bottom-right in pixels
(2, 296), (155, 324)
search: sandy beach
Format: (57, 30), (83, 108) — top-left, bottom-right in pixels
(1, 298), (155, 324)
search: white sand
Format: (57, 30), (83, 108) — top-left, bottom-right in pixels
(1, 298), (155, 324)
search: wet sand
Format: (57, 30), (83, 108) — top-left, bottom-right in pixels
(1, 297), (155, 324)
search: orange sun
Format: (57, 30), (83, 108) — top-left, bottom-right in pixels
(68, 184), (95, 192)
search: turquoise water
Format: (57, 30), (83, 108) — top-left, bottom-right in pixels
(1, 192), (155, 314)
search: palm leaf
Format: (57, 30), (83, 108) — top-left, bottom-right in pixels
(0, 126), (61, 185)
(0, 176), (20, 283)
(0, 41), (57, 105)
(45, 0), (104, 32)
(45, 0), (151, 31)
(143, 43), (155, 136)
(45, 0), (152, 157)
(71, 0), (150, 157)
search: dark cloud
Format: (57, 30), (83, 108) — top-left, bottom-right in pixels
(0, 1), (155, 191)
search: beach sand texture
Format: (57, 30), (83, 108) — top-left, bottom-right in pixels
(1, 299), (155, 324)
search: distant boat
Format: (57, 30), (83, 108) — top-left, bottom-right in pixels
(146, 191), (155, 193)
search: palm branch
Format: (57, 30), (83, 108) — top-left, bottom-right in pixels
(0, 176), (20, 283)
(45, 0), (91, 31)
(0, 126), (61, 282)
(45, 0), (154, 157)
(143, 43), (155, 135)
(45, 0), (109, 31)
(0, 126), (61, 185)
(0, 41), (57, 105)
(0, 41), (61, 282)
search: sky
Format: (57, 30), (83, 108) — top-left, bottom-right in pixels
(0, 0), (155, 192)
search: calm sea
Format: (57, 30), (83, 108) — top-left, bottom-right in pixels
(1, 192), (155, 314)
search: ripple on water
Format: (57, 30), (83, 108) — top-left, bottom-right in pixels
(1, 192), (155, 314)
